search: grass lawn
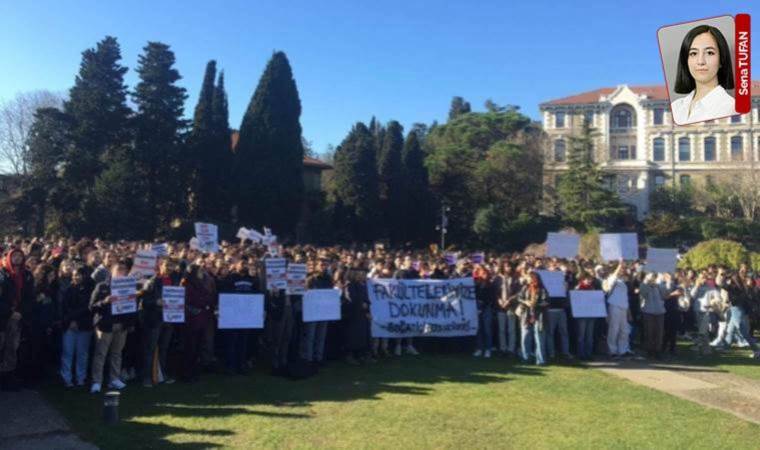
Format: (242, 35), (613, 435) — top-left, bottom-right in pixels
(42, 354), (760, 449)
(669, 339), (760, 381)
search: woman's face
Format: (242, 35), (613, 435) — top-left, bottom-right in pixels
(688, 32), (721, 86)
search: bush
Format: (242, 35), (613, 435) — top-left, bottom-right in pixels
(579, 230), (600, 261)
(751, 253), (760, 272)
(679, 239), (749, 270)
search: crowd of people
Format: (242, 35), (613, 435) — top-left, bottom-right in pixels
(0, 236), (758, 394)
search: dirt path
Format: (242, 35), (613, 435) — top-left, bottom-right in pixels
(590, 359), (760, 425)
(0, 389), (98, 450)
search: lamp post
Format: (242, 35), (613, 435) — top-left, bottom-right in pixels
(435, 204), (450, 250)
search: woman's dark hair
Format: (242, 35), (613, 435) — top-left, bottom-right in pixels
(674, 25), (734, 93)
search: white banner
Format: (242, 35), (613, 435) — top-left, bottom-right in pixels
(645, 248), (678, 274)
(302, 289), (342, 322)
(162, 286), (185, 323)
(130, 250), (157, 279)
(110, 276), (137, 315)
(194, 222), (219, 253)
(569, 290), (607, 318)
(368, 278), (478, 338)
(152, 243), (169, 257)
(265, 258), (288, 290)
(536, 270), (567, 298)
(218, 294), (264, 329)
(287, 263), (307, 295)
(600, 233), (638, 261)
(546, 232), (580, 259)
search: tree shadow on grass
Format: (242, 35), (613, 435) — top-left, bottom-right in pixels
(42, 354), (543, 449)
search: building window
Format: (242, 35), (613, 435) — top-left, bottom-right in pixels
(653, 108), (664, 125)
(630, 145), (636, 159)
(555, 111), (565, 128)
(680, 174), (691, 186)
(554, 140), (566, 162)
(614, 109), (633, 128)
(655, 175), (666, 186)
(653, 138), (665, 161)
(678, 137), (691, 162)
(618, 175), (630, 193)
(584, 110), (594, 126)
(731, 136), (743, 161)
(731, 114), (742, 124)
(618, 145), (629, 160)
(704, 137), (716, 161)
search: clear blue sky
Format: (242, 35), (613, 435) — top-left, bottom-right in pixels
(0, 1), (756, 155)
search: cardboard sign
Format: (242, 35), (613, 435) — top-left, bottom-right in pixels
(194, 222), (219, 253)
(130, 250), (157, 279)
(546, 232), (580, 259)
(265, 258), (288, 290)
(536, 270), (567, 298)
(218, 294), (264, 329)
(162, 286), (185, 323)
(302, 289), (342, 322)
(569, 290), (607, 318)
(600, 233), (638, 261)
(287, 263), (308, 295)
(110, 276), (137, 315)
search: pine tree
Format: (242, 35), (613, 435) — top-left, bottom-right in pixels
(377, 120), (404, 243)
(132, 41), (188, 235)
(401, 129), (433, 244)
(332, 122), (379, 242)
(187, 60), (218, 221)
(448, 96), (471, 121)
(557, 121), (627, 230)
(236, 51), (304, 234)
(59, 36), (131, 236)
(211, 70), (233, 222)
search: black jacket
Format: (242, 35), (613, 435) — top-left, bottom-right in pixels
(61, 282), (94, 331)
(0, 267), (35, 331)
(90, 281), (136, 332)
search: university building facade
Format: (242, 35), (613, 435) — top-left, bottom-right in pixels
(540, 82), (760, 220)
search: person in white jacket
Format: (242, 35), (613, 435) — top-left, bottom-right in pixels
(604, 260), (632, 358)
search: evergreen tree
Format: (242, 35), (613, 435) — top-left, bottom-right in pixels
(211, 70), (233, 222)
(377, 120), (405, 243)
(187, 60), (218, 221)
(448, 96), (471, 121)
(557, 121), (627, 230)
(401, 129), (433, 244)
(236, 51), (304, 234)
(132, 41), (188, 235)
(369, 116), (385, 163)
(332, 122), (379, 242)
(59, 36), (131, 236)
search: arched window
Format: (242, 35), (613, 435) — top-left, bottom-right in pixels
(678, 137), (691, 162)
(704, 137), (716, 161)
(653, 138), (665, 161)
(554, 140), (566, 162)
(731, 136), (744, 161)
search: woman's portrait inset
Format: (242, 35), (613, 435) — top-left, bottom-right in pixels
(658, 17), (737, 126)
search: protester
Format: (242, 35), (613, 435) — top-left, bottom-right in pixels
(60, 266), (94, 387)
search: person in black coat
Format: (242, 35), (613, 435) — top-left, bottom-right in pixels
(59, 267), (94, 387)
(342, 267), (371, 364)
(0, 248), (35, 391)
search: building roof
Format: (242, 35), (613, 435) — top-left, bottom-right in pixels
(229, 130), (332, 170)
(542, 81), (760, 106)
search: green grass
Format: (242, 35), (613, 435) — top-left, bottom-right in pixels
(42, 354), (760, 449)
(669, 340), (760, 381)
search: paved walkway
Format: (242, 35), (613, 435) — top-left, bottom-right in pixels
(590, 359), (760, 425)
(0, 389), (97, 450)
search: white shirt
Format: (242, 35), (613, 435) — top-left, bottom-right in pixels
(604, 274), (629, 309)
(671, 85), (735, 125)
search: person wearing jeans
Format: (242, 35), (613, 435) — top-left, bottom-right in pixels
(517, 272), (548, 365)
(573, 270), (599, 360)
(60, 267), (94, 387)
(496, 264), (521, 356)
(473, 266), (496, 358)
(301, 260), (332, 364)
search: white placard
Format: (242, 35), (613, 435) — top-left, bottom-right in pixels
(152, 243), (168, 257)
(110, 276), (137, 315)
(218, 294), (264, 329)
(600, 233), (638, 261)
(162, 286), (185, 323)
(265, 258), (288, 290)
(130, 250), (157, 279)
(536, 270), (567, 298)
(645, 248), (678, 274)
(302, 289), (342, 322)
(236, 227), (250, 240)
(546, 232), (580, 259)
(194, 222), (219, 253)
(569, 290), (608, 318)
(287, 263), (307, 295)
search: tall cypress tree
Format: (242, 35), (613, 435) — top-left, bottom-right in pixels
(236, 51), (304, 234)
(60, 36), (131, 236)
(332, 122), (379, 242)
(188, 60), (217, 221)
(401, 129), (433, 244)
(211, 70), (232, 222)
(377, 120), (405, 243)
(448, 96), (471, 121)
(132, 41), (188, 236)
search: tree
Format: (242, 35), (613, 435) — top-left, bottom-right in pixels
(187, 60), (218, 221)
(400, 129), (434, 244)
(210, 70), (233, 223)
(448, 96), (471, 121)
(377, 120), (405, 243)
(236, 51), (304, 235)
(59, 36), (131, 236)
(331, 122), (379, 242)
(556, 121), (627, 230)
(0, 90), (63, 175)
(132, 41), (188, 236)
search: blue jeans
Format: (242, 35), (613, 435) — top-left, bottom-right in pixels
(521, 322), (545, 365)
(476, 306), (493, 352)
(60, 329), (92, 384)
(224, 329), (249, 372)
(546, 309), (570, 358)
(724, 306), (750, 347)
(576, 318), (595, 359)
(301, 321), (328, 362)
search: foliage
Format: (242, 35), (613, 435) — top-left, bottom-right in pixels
(679, 239), (749, 270)
(579, 229), (601, 261)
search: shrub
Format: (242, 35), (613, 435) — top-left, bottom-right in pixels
(679, 239), (748, 270)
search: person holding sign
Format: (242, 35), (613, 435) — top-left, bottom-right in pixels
(137, 259), (181, 387)
(59, 267), (94, 388)
(517, 272), (549, 365)
(219, 259), (261, 375)
(573, 270), (602, 360)
(639, 273), (679, 359)
(300, 260), (332, 365)
(603, 260), (633, 358)
(180, 264), (217, 383)
(89, 258), (135, 393)
(340, 265), (372, 365)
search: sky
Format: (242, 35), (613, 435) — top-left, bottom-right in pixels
(0, 1), (757, 156)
